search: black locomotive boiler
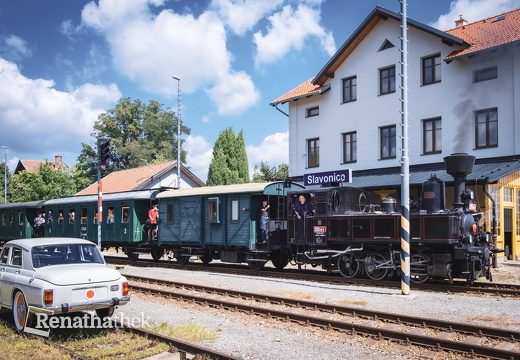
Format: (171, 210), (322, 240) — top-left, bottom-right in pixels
(284, 153), (498, 284)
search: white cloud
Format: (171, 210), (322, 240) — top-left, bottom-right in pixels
(205, 70), (260, 116)
(211, 0), (285, 35)
(253, 4), (335, 66)
(1, 34), (33, 60)
(184, 135), (214, 182)
(81, 0), (260, 116)
(430, 0), (520, 30)
(246, 132), (288, 175)
(0, 59), (121, 156)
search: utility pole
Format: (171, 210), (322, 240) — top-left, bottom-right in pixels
(172, 76), (182, 189)
(399, 0), (410, 295)
(1, 146), (6, 204)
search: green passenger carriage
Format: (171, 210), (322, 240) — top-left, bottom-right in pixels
(42, 190), (158, 250)
(0, 201), (46, 242)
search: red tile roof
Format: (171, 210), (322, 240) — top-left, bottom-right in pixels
(75, 161), (205, 196)
(445, 8), (520, 59)
(270, 78), (329, 105)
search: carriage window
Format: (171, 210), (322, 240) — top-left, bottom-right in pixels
(18, 211), (23, 226)
(81, 208), (87, 224)
(2, 213), (5, 226)
(231, 199), (239, 222)
(107, 206), (115, 224)
(69, 209), (75, 224)
(166, 202), (174, 223)
(58, 210), (64, 224)
(209, 198), (220, 223)
(122, 206), (129, 223)
(94, 208), (98, 224)
(10, 212), (14, 225)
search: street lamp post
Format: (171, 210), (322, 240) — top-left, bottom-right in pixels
(1, 146), (6, 204)
(172, 76), (181, 189)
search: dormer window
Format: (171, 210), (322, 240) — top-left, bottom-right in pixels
(379, 39), (395, 51)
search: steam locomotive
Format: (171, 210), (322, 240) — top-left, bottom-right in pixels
(277, 153), (499, 284)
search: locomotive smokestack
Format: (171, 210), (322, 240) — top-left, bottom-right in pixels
(444, 153), (475, 209)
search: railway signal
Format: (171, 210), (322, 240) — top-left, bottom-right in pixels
(98, 138), (111, 167)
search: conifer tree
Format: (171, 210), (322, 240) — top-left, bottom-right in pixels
(207, 128), (249, 186)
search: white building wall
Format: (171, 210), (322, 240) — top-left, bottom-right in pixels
(288, 18), (519, 177)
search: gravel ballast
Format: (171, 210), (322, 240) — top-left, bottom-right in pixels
(114, 261), (520, 360)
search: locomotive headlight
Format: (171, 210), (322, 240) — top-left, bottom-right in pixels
(463, 189), (474, 201)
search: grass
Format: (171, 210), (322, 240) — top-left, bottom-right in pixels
(145, 322), (219, 343)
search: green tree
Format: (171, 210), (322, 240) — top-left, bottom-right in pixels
(236, 130), (249, 182)
(207, 128), (249, 186)
(252, 161), (289, 182)
(77, 97), (190, 176)
(10, 162), (77, 202)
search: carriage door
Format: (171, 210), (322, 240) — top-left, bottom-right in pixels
(120, 203), (130, 241)
(504, 208), (513, 260)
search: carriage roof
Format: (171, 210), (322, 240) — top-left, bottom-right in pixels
(156, 181), (304, 199)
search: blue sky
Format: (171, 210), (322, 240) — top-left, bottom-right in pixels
(1, 0), (519, 182)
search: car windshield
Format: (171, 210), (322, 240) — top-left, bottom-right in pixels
(31, 244), (104, 268)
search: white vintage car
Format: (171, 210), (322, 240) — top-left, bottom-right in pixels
(0, 238), (130, 331)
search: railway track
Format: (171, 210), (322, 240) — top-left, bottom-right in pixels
(0, 310), (239, 360)
(128, 274), (520, 360)
(105, 255), (520, 298)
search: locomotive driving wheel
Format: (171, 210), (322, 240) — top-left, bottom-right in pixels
(364, 253), (389, 280)
(337, 252), (362, 278)
(410, 253), (430, 284)
(270, 250), (289, 270)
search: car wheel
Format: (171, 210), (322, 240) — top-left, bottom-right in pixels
(95, 307), (115, 319)
(13, 291), (31, 331)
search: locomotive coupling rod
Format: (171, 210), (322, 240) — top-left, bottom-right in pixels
(304, 247), (363, 260)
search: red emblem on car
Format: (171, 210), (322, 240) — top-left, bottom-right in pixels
(85, 289), (95, 299)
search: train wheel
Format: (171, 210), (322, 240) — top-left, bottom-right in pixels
(364, 254), (389, 281)
(199, 255), (212, 265)
(247, 259), (266, 271)
(127, 251), (139, 261)
(270, 250), (289, 270)
(410, 254), (430, 284)
(176, 255), (191, 265)
(150, 246), (164, 262)
(337, 253), (362, 278)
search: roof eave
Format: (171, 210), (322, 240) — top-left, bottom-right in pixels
(313, 6), (465, 86)
(270, 83), (331, 107)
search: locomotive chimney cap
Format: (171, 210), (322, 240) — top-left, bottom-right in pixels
(444, 153), (475, 176)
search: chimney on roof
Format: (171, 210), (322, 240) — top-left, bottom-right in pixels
(455, 15), (467, 27)
(54, 155), (63, 169)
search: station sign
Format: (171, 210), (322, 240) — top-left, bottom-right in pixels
(304, 169), (352, 186)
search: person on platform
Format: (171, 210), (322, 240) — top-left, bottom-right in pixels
(148, 204), (159, 241)
(259, 200), (270, 243)
(293, 195), (315, 241)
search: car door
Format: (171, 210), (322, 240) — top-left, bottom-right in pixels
(0, 246), (11, 306)
(0, 246), (23, 308)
